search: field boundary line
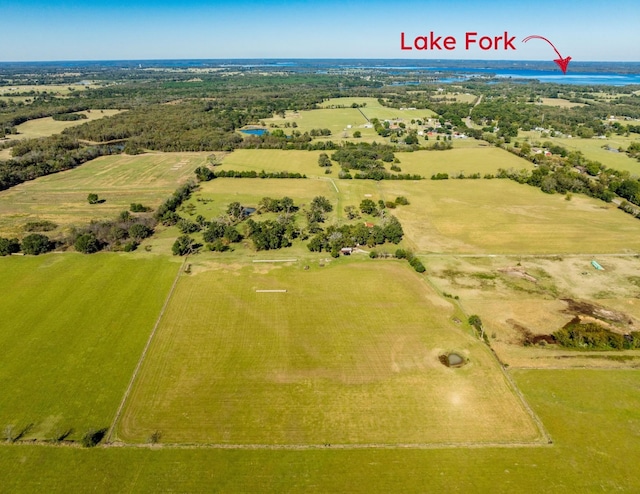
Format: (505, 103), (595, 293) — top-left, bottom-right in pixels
(105, 440), (551, 451)
(420, 269), (553, 445)
(106, 257), (187, 443)
(252, 259), (297, 263)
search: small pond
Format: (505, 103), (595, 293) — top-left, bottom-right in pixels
(241, 128), (268, 136)
(439, 352), (466, 368)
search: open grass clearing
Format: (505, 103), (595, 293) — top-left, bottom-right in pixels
(319, 97), (437, 121)
(0, 83), (97, 97)
(2, 369), (639, 492)
(217, 146), (518, 184)
(218, 149), (328, 178)
(116, 261), (541, 445)
(395, 146), (533, 177)
(0, 253), (179, 441)
(9, 110), (123, 140)
(0, 151), (207, 237)
(534, 98), (587, 108)
(382, 179), (640, 255)
(262, 108), (369, 141)
(190, 175), (339, 218)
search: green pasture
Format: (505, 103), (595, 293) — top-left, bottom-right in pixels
(319, 97), (437, 121)
(395, 146), (534, 176)
(381, 179), (640, 255)
(190, 175), (338, 220)
(2, 369), (639, 492)
(0, 152), (207, 237)
(216, 146), (513, 183)
(0, 83), (96, 97)
(0, 254), (179, 441)
(262, 97), (438, 144)
(535, 98), (587, 108)
(263, 108), (370, 140)
(517, 131), (640, 175)
(116, 261), (539, 445)
(218, 149), (328, 178)
(9, 110), (122, 140)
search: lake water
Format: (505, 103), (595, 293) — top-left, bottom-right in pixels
(4, 59), (639, 86)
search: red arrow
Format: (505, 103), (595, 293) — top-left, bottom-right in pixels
(523, 35), (571, 74)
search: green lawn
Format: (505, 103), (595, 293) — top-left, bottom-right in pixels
(0, 253), (179, 441)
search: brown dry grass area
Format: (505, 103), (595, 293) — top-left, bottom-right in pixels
(426, 255), (640, 369)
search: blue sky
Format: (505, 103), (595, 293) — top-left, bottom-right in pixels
(1, 0), (638, 61)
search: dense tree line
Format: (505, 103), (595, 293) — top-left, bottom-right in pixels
(154, 182), (197, 225)
(553, 320), (640, 350)
(0, 135), (119, 191)
(213, 169), (306, 179)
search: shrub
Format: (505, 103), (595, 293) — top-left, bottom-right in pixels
(128, 223), (153, 241)
(21, 234), (52, 255)
(130, 203), (150, 213)
(81, 428), (107, 448)
(172, 235), (194, 256)
(74, 233), (101, 254)
(23, 220), (57, 232)
(0, 237), (20, 256)
(409, 256), (426, 273)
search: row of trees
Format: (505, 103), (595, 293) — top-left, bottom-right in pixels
(0, 234), (51, 256)
(553, 320), (640, 350)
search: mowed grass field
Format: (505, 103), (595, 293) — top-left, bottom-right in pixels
(10, 110), (123, 140)
(2, 369), (639, 492)
(0, 254), (179, 441)
(116, 261), (541, 445)
(0, 152), (208, 237)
